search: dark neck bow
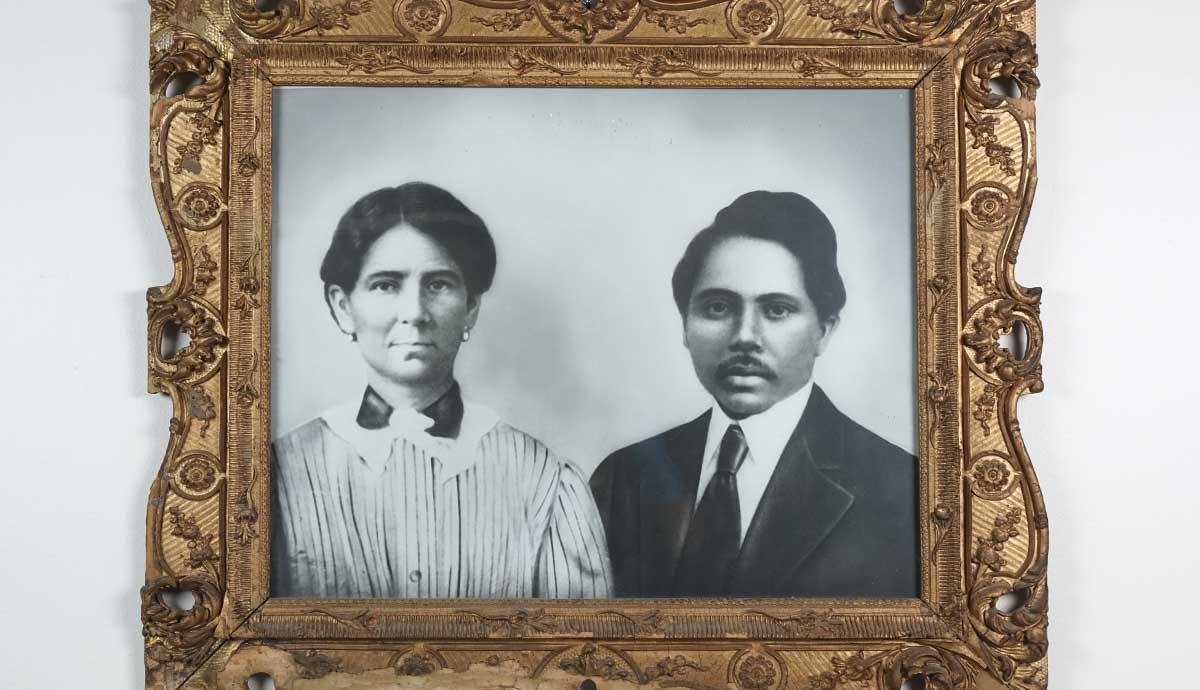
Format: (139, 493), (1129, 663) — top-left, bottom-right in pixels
(355, 381), (464, 439)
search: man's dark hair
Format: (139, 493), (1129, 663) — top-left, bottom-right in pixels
(320, 182), (497, 297)
(671, 190), (846, 323)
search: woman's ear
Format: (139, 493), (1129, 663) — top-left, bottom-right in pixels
(464, 293), (481, 331)
(326, 284), (357, 338)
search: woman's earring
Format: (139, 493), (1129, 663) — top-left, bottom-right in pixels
(461, 328), (471, 343)
(348, 332), (357, 342)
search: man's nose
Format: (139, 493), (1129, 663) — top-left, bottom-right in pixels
(730, 309), (762, 350)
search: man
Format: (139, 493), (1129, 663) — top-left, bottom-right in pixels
(590, 191), (918, 598)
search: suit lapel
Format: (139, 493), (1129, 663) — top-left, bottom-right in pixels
(730, 387), (855, 595)
(638, 411), (709, 594)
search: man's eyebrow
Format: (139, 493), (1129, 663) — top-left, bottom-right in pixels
(362, 269), (408, 280)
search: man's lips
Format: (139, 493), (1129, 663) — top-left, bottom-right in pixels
(717, 359), (775, 379)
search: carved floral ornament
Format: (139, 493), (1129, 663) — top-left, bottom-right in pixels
(223, 0), (1049, 45)
(145, 1), (1044, 689)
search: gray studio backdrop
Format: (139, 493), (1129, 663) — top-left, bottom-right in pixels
(272, 87), (916, 473)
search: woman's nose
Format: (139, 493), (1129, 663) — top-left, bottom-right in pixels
(395, 289), (431, 325)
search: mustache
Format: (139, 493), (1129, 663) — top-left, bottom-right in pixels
(717, 355), (776, 379)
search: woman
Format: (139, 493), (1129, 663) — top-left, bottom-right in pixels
(271, 182), (611, 599)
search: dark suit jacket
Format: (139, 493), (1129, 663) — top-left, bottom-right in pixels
(590, 385), (919, 598)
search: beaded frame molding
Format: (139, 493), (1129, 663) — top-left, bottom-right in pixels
(143, 1), (1046, 689)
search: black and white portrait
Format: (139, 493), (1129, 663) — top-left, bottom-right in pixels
(271, 87), (918, 600)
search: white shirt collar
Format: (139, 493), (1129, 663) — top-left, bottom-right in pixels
(703, 381), (815, 473)
(321, 397), (500, 477)
(699, 381), (815, 542)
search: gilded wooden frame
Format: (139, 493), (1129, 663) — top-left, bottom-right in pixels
(143, 1), (1046, 688)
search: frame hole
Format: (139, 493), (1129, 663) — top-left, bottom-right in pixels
(256, 0), (284, 12)
(578, 681), (598, 690)
(900, 676), (928, 690)
(163, 71), (201, 98)
(988, 76), (1022, 99)
(160, 321), (192, 361)
(579, 0), (595, 7)
(892, 0), (923, 15)
(996, 589), (1028, 613)
(247, 673), (276, 690)
(160, 587), (195, 611)
(998, 321), (1027, 361)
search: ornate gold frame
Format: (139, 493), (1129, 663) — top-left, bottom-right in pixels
(143, 1), (1045, 688)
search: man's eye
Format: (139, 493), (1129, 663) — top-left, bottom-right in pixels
(703, 301), (732, 317)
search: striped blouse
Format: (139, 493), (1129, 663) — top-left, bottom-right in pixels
(270, 399), (612, 599)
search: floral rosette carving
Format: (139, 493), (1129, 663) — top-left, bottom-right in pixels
(169, 451), (223, 500)
(174, 182), (226, 231)
(727, 0), (782, 43)
(731, 649), (783, 690)
(965, 182), (1017, 230)
(141, 574), (222, 669)
(394, 0), (450, 38)
(968, 453), (1019, 499)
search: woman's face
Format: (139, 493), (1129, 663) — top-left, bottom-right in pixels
(327, 224), (479, 390)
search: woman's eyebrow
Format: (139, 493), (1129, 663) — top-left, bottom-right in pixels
(692, 287), (739, 301)
(755, 292), (801, 304)
(420, 268), (461, 278)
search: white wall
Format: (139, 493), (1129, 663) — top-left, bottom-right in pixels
(0, 1), (1195, 688)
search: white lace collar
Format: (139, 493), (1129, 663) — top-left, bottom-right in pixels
(321, 397), (500, 478)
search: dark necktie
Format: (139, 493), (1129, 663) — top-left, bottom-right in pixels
(674, 424), (749, 595)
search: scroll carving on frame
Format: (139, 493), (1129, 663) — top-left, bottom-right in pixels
(144, 1), (1045, 689)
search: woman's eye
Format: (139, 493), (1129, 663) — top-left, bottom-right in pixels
(765, 303), (795, 319)
(426, 279), (452, 292)
(370, 280), (398, 293)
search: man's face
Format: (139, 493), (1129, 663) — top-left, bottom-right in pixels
(683, 236), (838, 418)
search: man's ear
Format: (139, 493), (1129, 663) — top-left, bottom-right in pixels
(326, 284), (357, 337)
(814, 314), (840, 357)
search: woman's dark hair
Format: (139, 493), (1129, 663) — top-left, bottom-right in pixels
(320, 182), (497, 297)
(671, 190), (846, 323)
